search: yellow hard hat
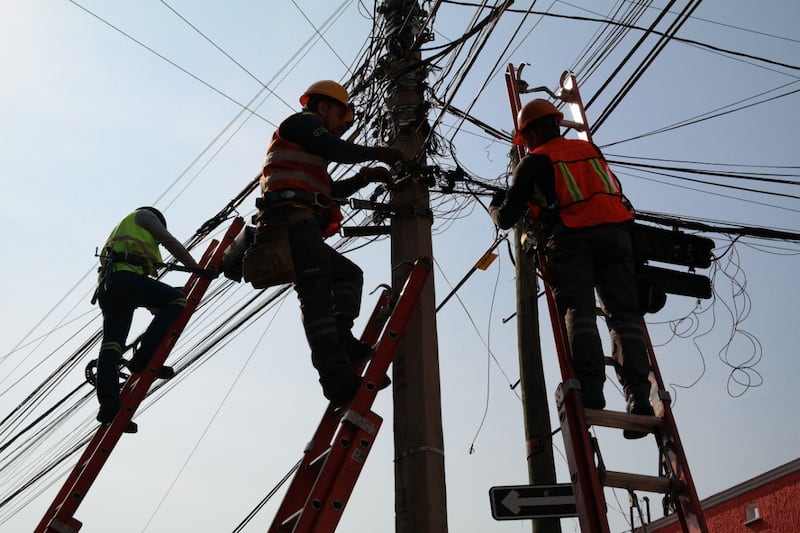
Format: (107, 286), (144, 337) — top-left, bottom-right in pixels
(514, 99), (563, 145)
(299, 80), (349, 107)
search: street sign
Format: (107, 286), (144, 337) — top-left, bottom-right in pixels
(489, 483), (578, 520)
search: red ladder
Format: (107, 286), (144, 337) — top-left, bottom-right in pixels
(35, 217), (245, 533)
(268, 257), (432, 533)
(504, 64), (707, 532)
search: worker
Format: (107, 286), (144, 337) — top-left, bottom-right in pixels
(255, 80), (404, 407)
(488, 99), (653, 439)
(94, 207), (207, 433)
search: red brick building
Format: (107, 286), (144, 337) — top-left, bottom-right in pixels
(640, 458), (800, 532)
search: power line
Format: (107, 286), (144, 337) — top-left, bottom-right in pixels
(158, 0), (295, 111)
(66, 0), (277, 126)
(601, 82), (800, 147)
(290, 0), (353, 73)
(441, 0), (800, 72)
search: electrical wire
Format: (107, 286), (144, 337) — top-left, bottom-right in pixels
(66, 0), (277, 126)
(5, 2), (800, 528)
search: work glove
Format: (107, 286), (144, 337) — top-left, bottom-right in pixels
(490, 189), (507, 207)
(358, 166), (393, 185)
(375, 147), (405, 166)
(194, 267), (220, 279)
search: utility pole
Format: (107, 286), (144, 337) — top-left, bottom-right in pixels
(514, 219), (561, 533)
(506, 63), (560, 532)
(381, 1), (448, 532)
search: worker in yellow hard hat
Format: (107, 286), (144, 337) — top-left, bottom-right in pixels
(253, 80), (404, 407)
(489, 98), (655, 439)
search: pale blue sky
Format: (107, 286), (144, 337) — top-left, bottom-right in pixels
(1, 1), (798, 532)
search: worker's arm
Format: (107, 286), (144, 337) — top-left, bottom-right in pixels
(331, 167), (392, 198)
(280, 112), (400, 165)
(489, 154), (555, 229)
(136, 210), (201, 270)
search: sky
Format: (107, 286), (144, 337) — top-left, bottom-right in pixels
(1, 1), (799, 532)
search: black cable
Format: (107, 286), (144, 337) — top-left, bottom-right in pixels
(230, 460), (302, 533)
(67, 0), (277, 126)
(601, 84), (800, 148)
(440, 0), (800, 72)
(158, 0), (295, 111)
(592, 0), (702, 132)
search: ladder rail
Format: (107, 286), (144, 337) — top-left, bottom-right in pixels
(643, 327), (707, 532)
(503, 64), (707, 533)
(506, 63), (610, 531)
(269, 257), (432, 533)
(267, 289), (393, 532)
(35, 217), (244, 533)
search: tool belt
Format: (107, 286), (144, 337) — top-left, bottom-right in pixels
(221, 225), (255, 282)
(255, 189), (333, 210)
(97, 250), (156, 280)
(241, 222), (296, 289)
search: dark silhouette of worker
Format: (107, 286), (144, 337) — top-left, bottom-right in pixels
(94, 207), (203, 433)
(489, 99), (653, 439)
(254, 80), (404, 407)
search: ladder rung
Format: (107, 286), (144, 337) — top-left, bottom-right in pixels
(279, 509), (303, 531)
(307, 447), (331, 475)
(603, 470), (673, 494)
(584, 408), (662, 435)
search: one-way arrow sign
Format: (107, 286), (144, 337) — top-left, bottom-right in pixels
(489, 483), (578, 520)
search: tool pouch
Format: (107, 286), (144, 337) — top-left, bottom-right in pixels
(222, 225), (255, 282)
(242, 223), (295, 289)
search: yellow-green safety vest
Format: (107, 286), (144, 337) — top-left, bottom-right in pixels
(98, 210), (163, 280)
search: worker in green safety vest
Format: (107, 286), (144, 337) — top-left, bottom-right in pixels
(94, 207), (208, 433)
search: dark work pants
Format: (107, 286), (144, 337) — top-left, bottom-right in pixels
(96, 270), (186, 410)
(264, 206), (364, 378)
(545, 223), (651, 399)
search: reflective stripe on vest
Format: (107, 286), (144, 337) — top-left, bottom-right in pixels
(530, 137), (633, 228)
(260, 126), (343, 237)
(99, 210), (163, 279)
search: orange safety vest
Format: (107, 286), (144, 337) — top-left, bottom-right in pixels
(528, 136), (633, 228)
(260, 122), (343, 237)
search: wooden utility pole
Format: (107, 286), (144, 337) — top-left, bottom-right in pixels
(506, 64), (561, 532)
(514, 221), (561, 533)
(382, 1), (448, 532)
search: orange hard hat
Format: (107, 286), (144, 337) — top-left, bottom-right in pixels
(513, 99), (563, 145)
(299, 80), (349, 107)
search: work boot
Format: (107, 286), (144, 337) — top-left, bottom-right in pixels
(335, 320), (373, 365)
(580, 384), (606, 410)
(97, 406), (138, 434)
(624, 387), (655, 440)
(319, 368), (361, 408)
(124, 359), (175, 380)
(335, 320), (390, 389)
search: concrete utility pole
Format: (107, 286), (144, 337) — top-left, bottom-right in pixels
(381, 1), (448, 532)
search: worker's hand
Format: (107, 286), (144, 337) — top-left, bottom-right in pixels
(192, 266), (219, 278)
(375, 147), (405, 166)
(490, 190), (507, 207)
(358, 166), (393, 185)
(201, 267), (220, 279)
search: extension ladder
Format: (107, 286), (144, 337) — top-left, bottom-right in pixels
(35, 217), (245, 533)
(504, 64), (708, 532)
(268, 257), (432, 533)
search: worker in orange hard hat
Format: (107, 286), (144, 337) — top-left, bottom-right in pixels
(512, 98), (563, 146)
(489, 98), (655, 439)
(253, 80), (404, 407)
